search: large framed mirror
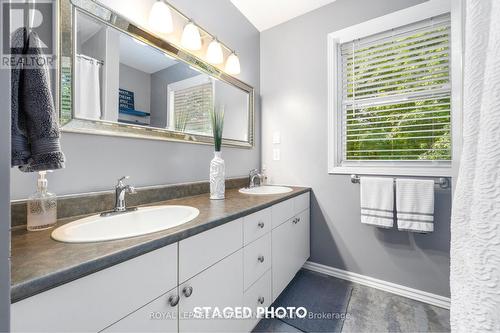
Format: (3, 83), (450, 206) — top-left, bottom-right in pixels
(59, 0), (254, 148)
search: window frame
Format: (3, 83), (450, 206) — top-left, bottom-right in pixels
(327, 0), (456, 177)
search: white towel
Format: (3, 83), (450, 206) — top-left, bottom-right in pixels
(360, 177), (394, 228)
(396, 179), (434, 233)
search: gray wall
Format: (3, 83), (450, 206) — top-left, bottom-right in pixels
(261, 0), (451, 297)
(0, 66), (11, 329)
(150, 63), (200, 128)
(10, 0), (260, 200)
(119, 63), (151, 114)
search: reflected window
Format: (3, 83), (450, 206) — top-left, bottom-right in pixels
(168, 75), (214, 135)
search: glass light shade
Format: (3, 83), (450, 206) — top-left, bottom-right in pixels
(206, 39), (224, 64)
(148, 1), (173, 34)
(225, 52), (241, 75)
(181, 22), (202, 50)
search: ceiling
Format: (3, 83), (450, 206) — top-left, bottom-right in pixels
(77, 12), (178, 74)
(119, 34), (178, 74)
(76, 12), (102, 45)
(230, 0), (338, 31)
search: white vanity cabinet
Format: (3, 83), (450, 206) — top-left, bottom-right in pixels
(11, 191), (310, 333)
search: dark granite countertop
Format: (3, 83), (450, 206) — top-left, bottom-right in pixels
(11, 186), (310, 303)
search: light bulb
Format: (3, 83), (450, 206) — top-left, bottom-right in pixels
(148, 1), (173, 34)
(225, 52), (241, 75)
(181, 21), (202, 50)
(206, 38), (224, 64)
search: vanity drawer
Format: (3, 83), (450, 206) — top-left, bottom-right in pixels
(11, 244), (177, 332)
(243, 269), (272, 332)
(179, 218), (243, 283)
(243, 233), (271, 290)
(272, 199), (294, 229)
(294, 192), (310, 214)
(243, 207), (271, 245)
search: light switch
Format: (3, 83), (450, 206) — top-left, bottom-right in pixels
(273, 148), (280, 161)
(272, 132), (281, 144)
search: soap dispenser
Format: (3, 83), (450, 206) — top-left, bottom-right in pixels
(27, 171), (57, 231)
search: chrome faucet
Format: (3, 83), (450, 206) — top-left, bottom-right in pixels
(248, 169), (262, 188)
(101, 176), (137, 217)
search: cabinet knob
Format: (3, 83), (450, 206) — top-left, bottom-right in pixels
(182, 286), (193, 297)
(258, 296), (265, 304)
(168, 294), (180, 307)
(258, 255), (265, 263)
(292, 218), (298, 224)
(297, 217), (301, 223)
(258, 221), (265, 228)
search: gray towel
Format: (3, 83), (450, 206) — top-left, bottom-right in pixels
(11, 27), (65, 172)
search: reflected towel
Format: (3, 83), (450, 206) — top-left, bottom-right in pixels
(360, 177), (394, 228)
(75, 56), (102, 120)
(396, 179), (434, 233)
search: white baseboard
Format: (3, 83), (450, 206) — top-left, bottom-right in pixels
(303, 261), (450, 309)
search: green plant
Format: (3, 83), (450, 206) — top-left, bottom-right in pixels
(174, 108), (190, 132)
(210, 106), (224, 151)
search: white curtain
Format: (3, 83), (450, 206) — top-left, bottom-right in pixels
(75, 56), (102, 120)
(450, 0), (500, 331)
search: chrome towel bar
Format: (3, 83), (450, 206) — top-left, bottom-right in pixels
(350, 174), (450, 189)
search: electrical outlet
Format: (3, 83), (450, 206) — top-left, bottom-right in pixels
(273, 148), (280, 161)
(272, 132), (281, 144)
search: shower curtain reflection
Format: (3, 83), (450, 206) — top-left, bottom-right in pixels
(75, 55), (102, 121)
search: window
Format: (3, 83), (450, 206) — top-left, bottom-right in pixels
(328, 0), (453, 176)
(168, 75), (213, 135)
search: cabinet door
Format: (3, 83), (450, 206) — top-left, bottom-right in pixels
(272, 218), (297, 300)
(179, 249), (244, 332)
(11, 244), (178, 332)
(103, 287), (178, 333)
(272, 209), (310, 301)
(294, 209), (310, 270)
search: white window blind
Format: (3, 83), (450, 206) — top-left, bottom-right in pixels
(340, 13), (451, 162)
(172, 82), (213, 135)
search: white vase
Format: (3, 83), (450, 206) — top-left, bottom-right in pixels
(210, 151), (225, 200)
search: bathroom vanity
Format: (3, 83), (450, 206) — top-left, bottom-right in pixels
(10, 188), (310, 332)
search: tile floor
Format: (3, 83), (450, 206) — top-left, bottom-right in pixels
(253, 269), (450, 333)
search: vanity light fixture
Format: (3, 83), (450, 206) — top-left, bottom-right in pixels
(225, 52), (241, 75)
(206, 38), (224, 64)
(181, 21), (202, 50)
(148, 0), (174, 34)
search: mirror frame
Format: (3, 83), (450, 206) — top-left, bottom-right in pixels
(59, 0), (254, 148)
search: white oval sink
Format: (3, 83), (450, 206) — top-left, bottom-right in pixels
(52, 205), (199, 243)
(239, 186), (293, 195)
